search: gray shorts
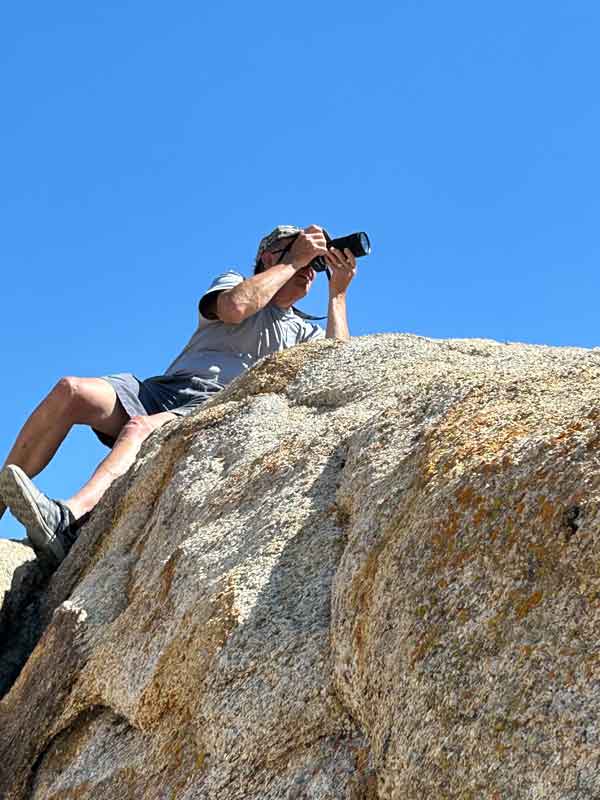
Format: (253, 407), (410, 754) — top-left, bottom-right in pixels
(93, 372), (222, 448)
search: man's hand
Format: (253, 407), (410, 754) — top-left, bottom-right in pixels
(287, 225), (328, 269)
(325, 246), (355, 342)
(326, 247), (357, 297)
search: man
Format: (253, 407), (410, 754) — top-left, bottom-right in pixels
(0, 224), (356, 569)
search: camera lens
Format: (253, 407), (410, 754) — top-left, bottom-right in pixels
(358, 232), (371, 256)
(328, 232), (371, 257)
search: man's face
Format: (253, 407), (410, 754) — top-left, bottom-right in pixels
(264, 237), (316, 297)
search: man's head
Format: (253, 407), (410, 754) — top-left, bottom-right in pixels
(254, 225), (303, 273)
(254, 225), (320, 308)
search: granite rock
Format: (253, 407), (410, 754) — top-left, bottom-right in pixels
(1, 333), (599, 798)
(0, 537), (47, 698)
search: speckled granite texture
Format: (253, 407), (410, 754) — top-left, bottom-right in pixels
(1, 333), (599, 799)
(0, 538), (45, 698)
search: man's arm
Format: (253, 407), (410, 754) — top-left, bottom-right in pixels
(325, 247), (356, 342)
(216, 263), (298, 323)
(201, 266), (297, 322)
(326, 294), (351, 341)
(215, 228), (328, 324)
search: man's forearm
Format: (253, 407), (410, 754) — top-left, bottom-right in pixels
(326, 294), (350, 341)
(219, 263), (297, 322)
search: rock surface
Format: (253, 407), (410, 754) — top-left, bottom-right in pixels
(1, 333), (600, 798)
(0, 538), (46, 698)
(0, 538), (36, 608)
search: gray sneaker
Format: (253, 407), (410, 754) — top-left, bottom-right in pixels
(0, 465), (77, 567)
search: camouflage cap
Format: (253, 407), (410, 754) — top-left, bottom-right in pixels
(255, 225), (303, 263)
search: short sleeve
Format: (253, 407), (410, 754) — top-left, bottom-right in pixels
(198, 270), (244, 320)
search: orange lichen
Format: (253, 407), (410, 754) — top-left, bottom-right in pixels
(456, 486), (476, 507)
(159, 550), (181, 603)
(473, 506), (488, 525)
(514, 590), (543, 620)
(410, 625), (442, 666)
(539, 499), (556, 524)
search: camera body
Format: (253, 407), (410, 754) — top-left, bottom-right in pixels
(309, 230), (371, 273)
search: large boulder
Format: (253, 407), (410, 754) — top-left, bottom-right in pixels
(1, 333), (599, 799)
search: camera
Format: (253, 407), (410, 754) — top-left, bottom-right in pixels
(310, 230), (371, 273)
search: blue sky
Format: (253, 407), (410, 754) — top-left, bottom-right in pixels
(2, 1), (599, 539)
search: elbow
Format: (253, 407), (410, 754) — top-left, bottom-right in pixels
(217, 295), (246, 325)
(220, 308), (245, 325)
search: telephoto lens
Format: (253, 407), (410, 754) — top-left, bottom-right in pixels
(328, 232), (371, 258)
(310, 230), (372, 272)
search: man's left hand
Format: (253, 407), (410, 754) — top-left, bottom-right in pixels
(326, 247), (357, 296)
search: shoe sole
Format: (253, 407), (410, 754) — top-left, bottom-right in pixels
(0, 465), (65, 562)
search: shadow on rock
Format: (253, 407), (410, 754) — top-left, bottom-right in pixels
(0, 539), (53, 699)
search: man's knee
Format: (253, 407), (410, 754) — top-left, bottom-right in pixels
(50, 376), (124, 429)
(51, 376), (87, 418)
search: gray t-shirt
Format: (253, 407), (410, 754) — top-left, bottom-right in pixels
(164, 270), (325, 386)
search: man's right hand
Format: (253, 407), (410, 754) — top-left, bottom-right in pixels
(288, 225), (328, 269)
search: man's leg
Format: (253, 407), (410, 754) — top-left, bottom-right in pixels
(0, 377), (129, 521)
(0, 410), (176, 567)
(64, 412), (176, 519)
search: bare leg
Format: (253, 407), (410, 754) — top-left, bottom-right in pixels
(64, 412), (176, 520)
(0, 377), (129, 521)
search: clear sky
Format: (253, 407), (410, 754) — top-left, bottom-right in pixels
(2, 1), (599, 539)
